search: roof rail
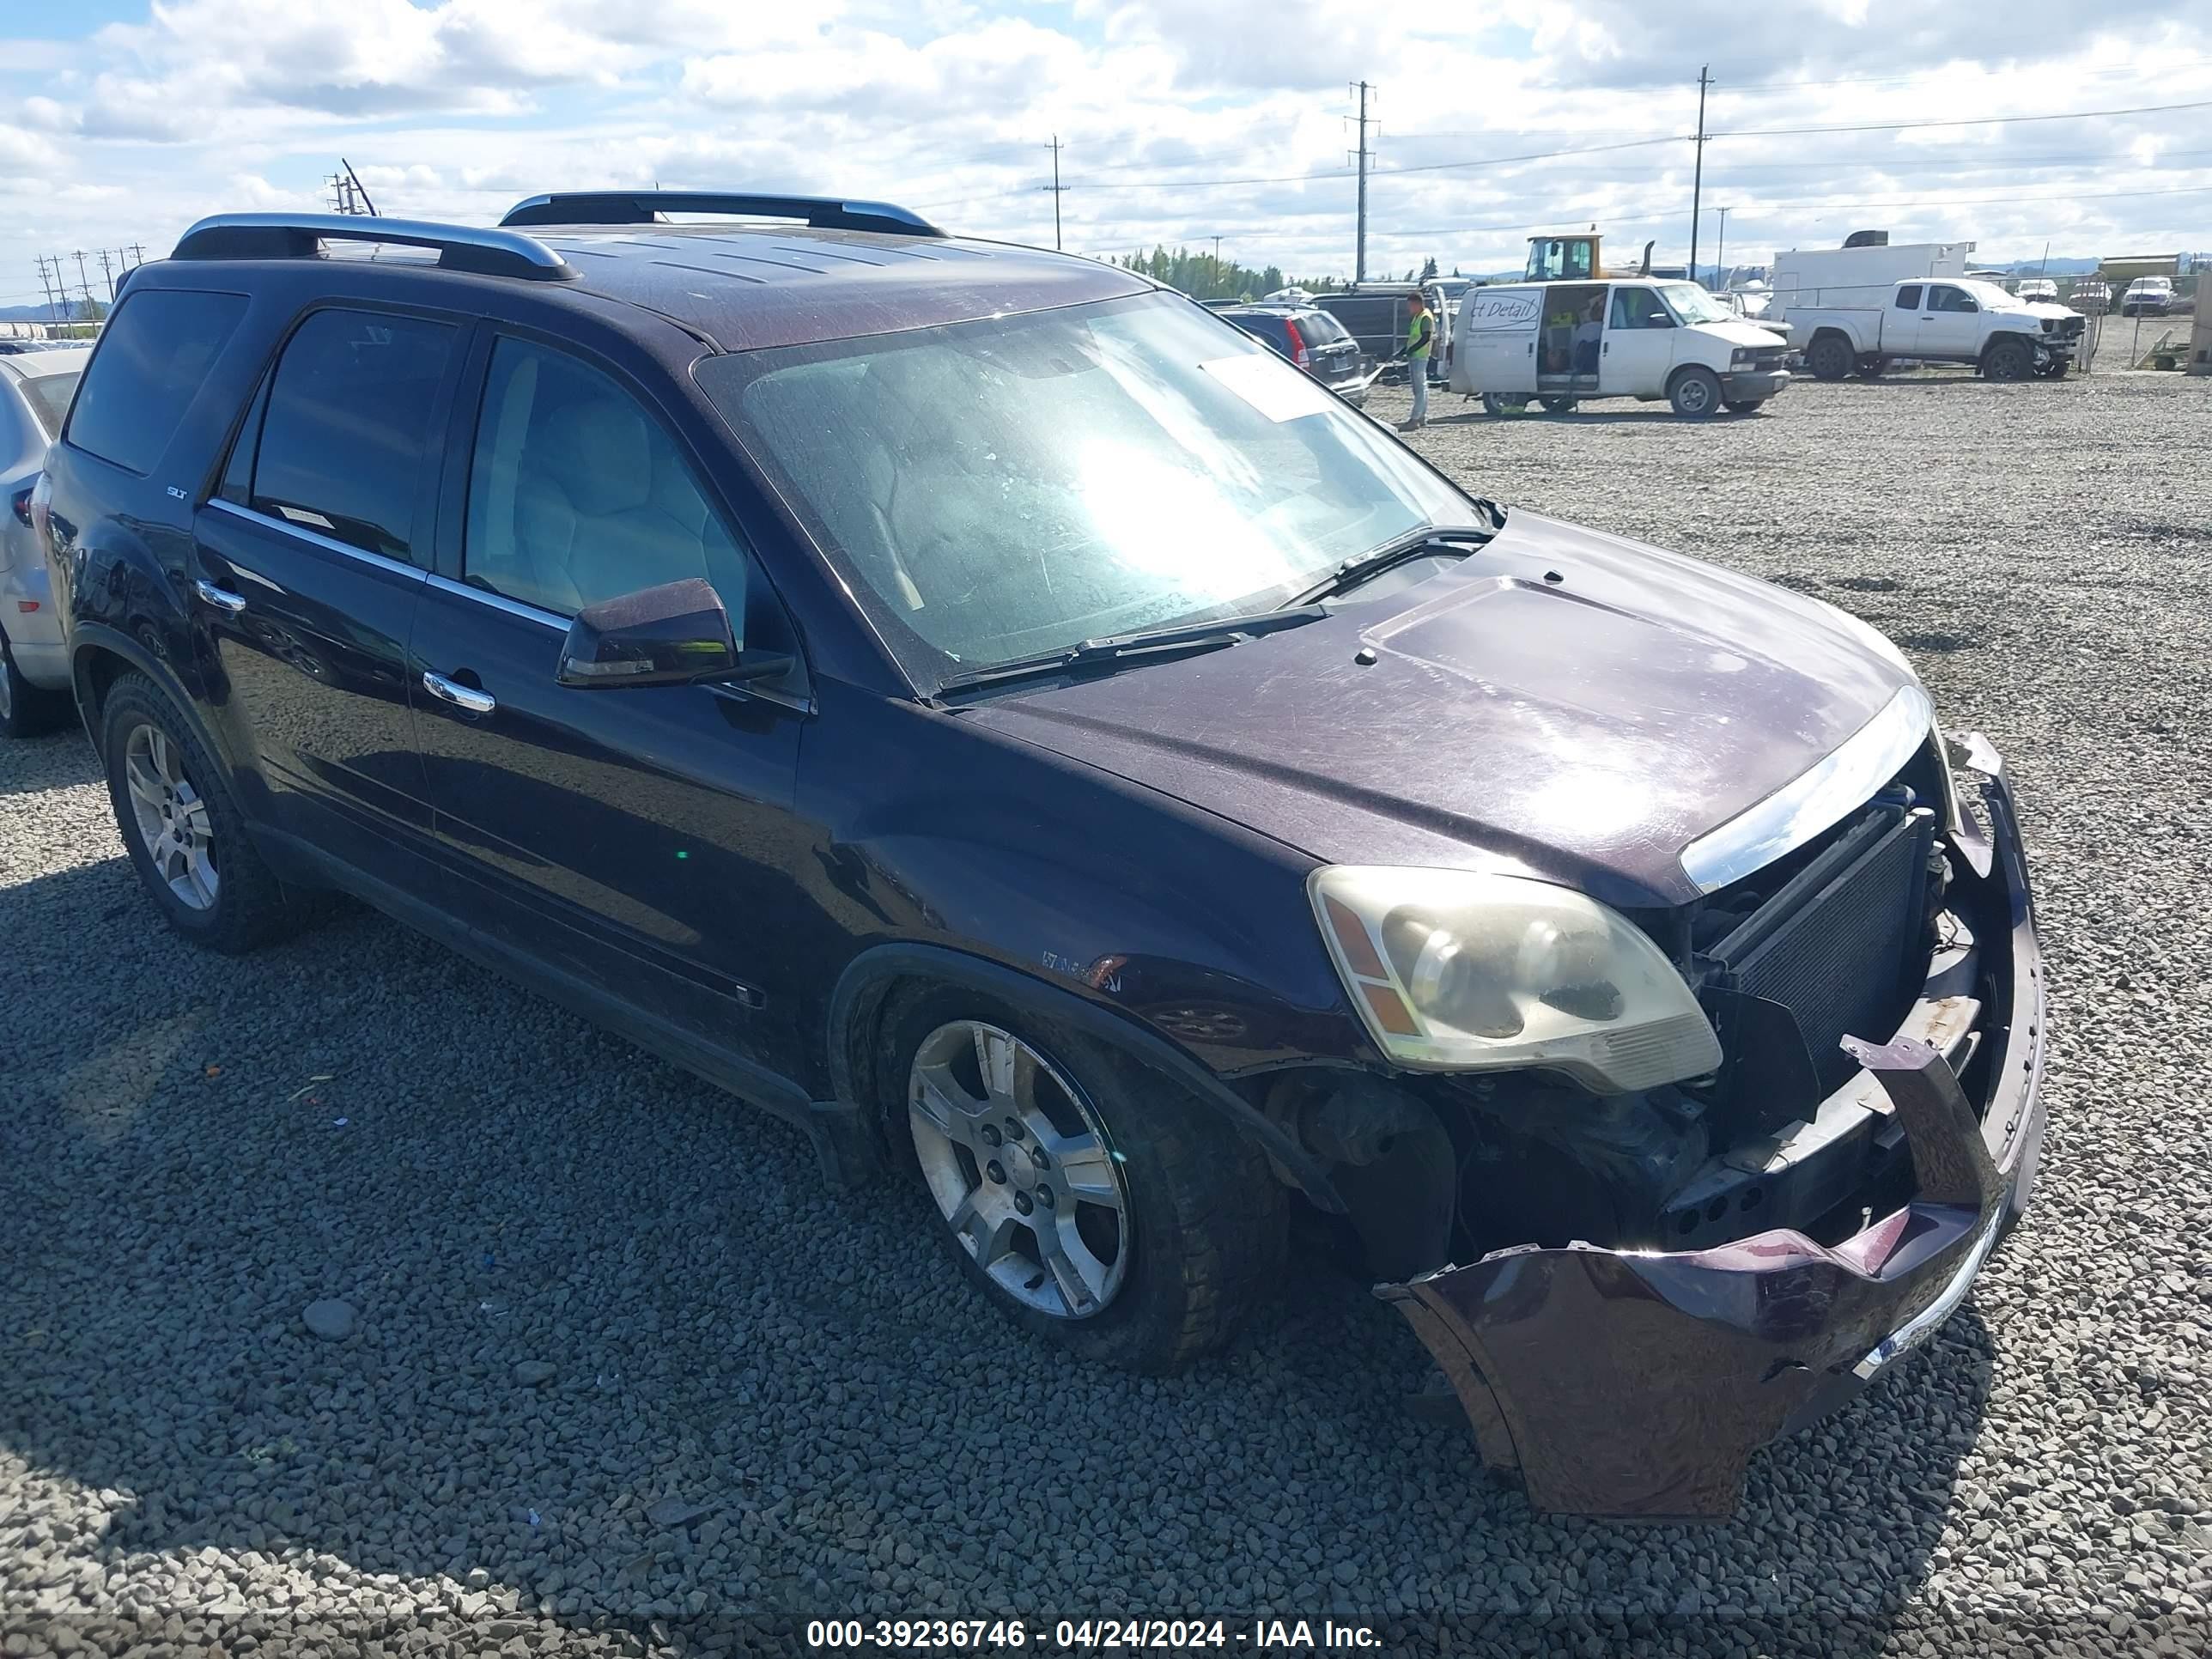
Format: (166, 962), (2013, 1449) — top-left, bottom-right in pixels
(498, 191), (945, 238)
(170, 213), (578, 283)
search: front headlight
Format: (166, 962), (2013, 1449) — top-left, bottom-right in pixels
(1730, 346), (1756, 366)
(1310, 866), (1723, 1093)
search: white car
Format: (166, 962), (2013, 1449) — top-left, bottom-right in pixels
(1450, 277), (1790, 418)
(2014, 279), (2058, 302)
(2122, 277), (2174, 317)
(0, 346), (88, 737)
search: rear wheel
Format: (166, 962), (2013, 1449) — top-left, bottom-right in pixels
(891, 987), (1285, 1375)
(100, 673), (319, 954)
(1668, 366), (1723, 418)
(0, 630), (65, 739)
(1806, 335), (1854, 381)
(1984, 337), (2033, 381)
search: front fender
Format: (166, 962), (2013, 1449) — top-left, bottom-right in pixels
(827, 940), (1347, 1212)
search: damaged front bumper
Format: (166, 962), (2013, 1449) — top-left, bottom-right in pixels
(1376, 733), (2047, 1520)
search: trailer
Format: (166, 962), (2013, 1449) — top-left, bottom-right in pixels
(1771, 240), (1978, 319)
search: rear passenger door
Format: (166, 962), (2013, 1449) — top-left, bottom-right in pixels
(193, 305), (465, 876)
(407, 330), (811, 1079)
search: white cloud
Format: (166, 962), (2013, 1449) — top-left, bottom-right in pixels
(0, 0), (2207, 317)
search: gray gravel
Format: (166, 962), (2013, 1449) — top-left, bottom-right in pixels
(4, 368), (2209, 1657)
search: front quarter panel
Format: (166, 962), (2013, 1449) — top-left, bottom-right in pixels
(796, 679), (1365, 1083)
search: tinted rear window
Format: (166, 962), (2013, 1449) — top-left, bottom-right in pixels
(250, 309), (457, 564)
(19, 372), (80, 439)
(1295, 310), (1351, 346)
(1229, 314), (1290, 351)
(65, 289), (246, 474)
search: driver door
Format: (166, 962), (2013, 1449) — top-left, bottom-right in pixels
(408, 330), (813, 1079)
(1917, 284), (1981, 356)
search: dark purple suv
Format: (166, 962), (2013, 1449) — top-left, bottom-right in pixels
(39, 193), (2046, 1521)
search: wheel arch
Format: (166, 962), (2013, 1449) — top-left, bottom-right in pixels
(827, 941), (1347, 1213)
(71, 623), (210, 762)
(1978, 330), (2038, 368)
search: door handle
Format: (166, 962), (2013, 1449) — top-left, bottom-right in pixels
(194, 579), (247, 614)
(422, 670), (495, 715)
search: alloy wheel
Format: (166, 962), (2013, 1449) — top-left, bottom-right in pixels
(123, 722), (219, 911)
(908, 1020), (1132, 1320)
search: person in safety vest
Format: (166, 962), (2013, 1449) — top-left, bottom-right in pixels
(1396, 291), (1435, 431)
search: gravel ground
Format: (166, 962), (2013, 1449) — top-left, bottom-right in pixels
(4, 368), (2210, 1659)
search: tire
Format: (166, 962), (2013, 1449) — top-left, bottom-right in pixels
(1668, 365), (1723, 418)
(1480, 393), (1528, 417)
(0, 629), (66, 739)
(1722, 398), (1765, 415)
(1852, 355), (1887, 380)
(1984, 337), (2033, 381)
(2040, 359), (2070, 380)
(886, 984), (1285, 1376)
(1806, 335), (1854, 381)
(1538, 396), (1579, 414)
(100, 672), (319, 954)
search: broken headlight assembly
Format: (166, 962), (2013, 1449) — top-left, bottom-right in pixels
(1310, 866), (1723, 1093)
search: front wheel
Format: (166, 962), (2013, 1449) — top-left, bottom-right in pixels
(893, 988), (1285, 1375)
(1668, 366), (1723, 418)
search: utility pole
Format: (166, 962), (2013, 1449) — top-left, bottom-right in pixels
(34, 257), (58, 325)
(99, 248), (116, 302)
(1039, 136), (1067, 251)
(1712, 207), (1729, 284)
(1350, 81), (1375, 284)
(70, 250), (94, 319)
(1688, 66), (1711, 286)
(129, 244), (146, 268)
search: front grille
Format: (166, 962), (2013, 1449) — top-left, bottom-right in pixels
(1699, 801), (1936, 1127)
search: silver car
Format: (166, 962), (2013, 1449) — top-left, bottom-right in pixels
(1, 346), (86, 736)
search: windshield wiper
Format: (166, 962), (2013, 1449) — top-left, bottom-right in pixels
(1282, 513), (1502, 608)
(935, 605), (1329, 696)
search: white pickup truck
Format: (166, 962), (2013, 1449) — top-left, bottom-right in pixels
(1788, 276), (2087, 381)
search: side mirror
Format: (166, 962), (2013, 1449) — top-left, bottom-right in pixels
(556, 577), (775, 690)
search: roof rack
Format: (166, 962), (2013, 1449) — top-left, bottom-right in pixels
(498, 191), (944, 239)
(170, 213), (578, 283)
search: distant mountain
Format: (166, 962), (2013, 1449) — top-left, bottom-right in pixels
(0, 304), (70, 323)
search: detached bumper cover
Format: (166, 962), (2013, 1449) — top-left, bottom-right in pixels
(1377, 734), (2046, 1519)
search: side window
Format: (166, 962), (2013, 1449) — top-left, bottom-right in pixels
(1896, 284), (1923, 310)
(64, 289), (247, 475)
(464, 337), (746, 619)
(1926, 285), (1966, 313)
(1609, 288), (1666, 329)
(252, 309), (458, 563)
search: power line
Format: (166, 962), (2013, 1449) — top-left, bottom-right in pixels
(1710, 96), (2212, 139)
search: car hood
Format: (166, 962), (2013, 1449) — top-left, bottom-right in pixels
(1701, 319), (1790, 350)
(961, 513), (1917, 908)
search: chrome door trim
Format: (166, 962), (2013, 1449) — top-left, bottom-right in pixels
(422, 570), (568, 631)
(204, 497), (428, 582)
(1680, 683), (1935, 893)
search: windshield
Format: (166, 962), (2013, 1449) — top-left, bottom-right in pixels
(1656, 283), (1733, 325)
(1960, 280), (2023, 308)
(697, 291), (1469, 686)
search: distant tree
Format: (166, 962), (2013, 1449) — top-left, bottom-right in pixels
(1419, 256), (1438, 281)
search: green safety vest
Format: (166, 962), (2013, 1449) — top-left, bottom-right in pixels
(1406, 309), (1432, 359)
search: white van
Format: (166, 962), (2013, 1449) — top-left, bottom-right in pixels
(1449, 279), (1793, 418)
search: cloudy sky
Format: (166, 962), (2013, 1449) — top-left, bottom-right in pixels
(3, 0), (2210, 312)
